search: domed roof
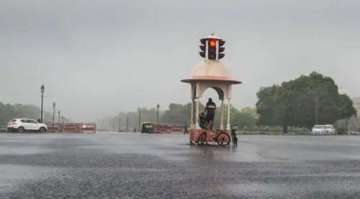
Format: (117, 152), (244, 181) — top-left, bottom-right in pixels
(181, 60), (241, 84)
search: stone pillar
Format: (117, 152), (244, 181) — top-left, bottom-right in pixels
(226, 98), (231, 130)
(190, 99), (194, 128)
(195, 98), (200, 129)
(220, 99), (224, 130)
(190, 83), (196, 128)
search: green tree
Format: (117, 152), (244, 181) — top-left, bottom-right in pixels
(256, 72), (356, 133)
(256, 85), (288, 129)
(231, 107), (257, 129)
(161, 103), (191, 126)
(0, 102), (55, 126)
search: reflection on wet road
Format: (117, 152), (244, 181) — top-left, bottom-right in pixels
(1, 133), (360, 198)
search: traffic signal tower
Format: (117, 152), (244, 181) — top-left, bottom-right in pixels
(199, 34), (226, 61)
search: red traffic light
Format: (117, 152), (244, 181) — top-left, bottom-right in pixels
(209, 40), (217, 48)
(198, 36), (226, 60)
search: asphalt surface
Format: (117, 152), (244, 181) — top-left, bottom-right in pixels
(1, 133), (360, 198)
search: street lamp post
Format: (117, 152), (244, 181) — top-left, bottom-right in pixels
(57, 110), (61, 132)
(156, 104), (160, 125)
(40, 84), (45, 123)
(138, 109), (142, 131)
(126, 114), (129, 132)
(58, 110), (61, 123)
(113, 118), (116, 131)
(52, 102), (56, 126)
(118, 113), (121, 132)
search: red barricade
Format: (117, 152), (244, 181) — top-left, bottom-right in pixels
(153, 124), (184, 134)
(46, 122), (96, 133)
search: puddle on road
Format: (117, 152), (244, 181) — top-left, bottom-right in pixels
(225, 176), (360, 198)
(78, 137), (267, 163)
(0, 146), (54, 155)
(0, 164), (62, 193)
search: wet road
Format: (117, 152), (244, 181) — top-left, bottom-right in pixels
(1, 133), (360, 198)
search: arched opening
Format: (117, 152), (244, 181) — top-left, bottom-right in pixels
(199, 87), (225, 130)
(200, 87), (222, 101)
(188, 81), (234, 130)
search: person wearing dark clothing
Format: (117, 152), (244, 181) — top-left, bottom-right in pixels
(199, 112), (207, 129)
(231, 129), (238, 147)
(205, 98), (216, 130)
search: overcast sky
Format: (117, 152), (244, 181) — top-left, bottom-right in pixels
(1, 0), (360, 121)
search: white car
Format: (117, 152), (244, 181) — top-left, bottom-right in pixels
(7, 118), (47, 133)
(311, 124), (336, 135)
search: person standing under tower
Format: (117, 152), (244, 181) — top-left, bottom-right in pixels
(205, 98), (216, 130)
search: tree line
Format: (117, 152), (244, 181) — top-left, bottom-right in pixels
(0, 103), (54, 126)
(256, 72), (356, 133)
(98, 103), (258, 131)
(100, 72), (357, 133)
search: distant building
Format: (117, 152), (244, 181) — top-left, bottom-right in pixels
(353, 97), (360, 117)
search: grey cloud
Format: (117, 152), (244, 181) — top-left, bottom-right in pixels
(1, 0), (360, 121)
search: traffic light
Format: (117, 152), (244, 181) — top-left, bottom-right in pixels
(198, 35), (226, 60)
(218, 39), (225, 60)
(208, 39), (217, 60)
(199, 38), (206, 58)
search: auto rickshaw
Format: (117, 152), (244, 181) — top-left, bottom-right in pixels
(141, 122), (153, 133)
